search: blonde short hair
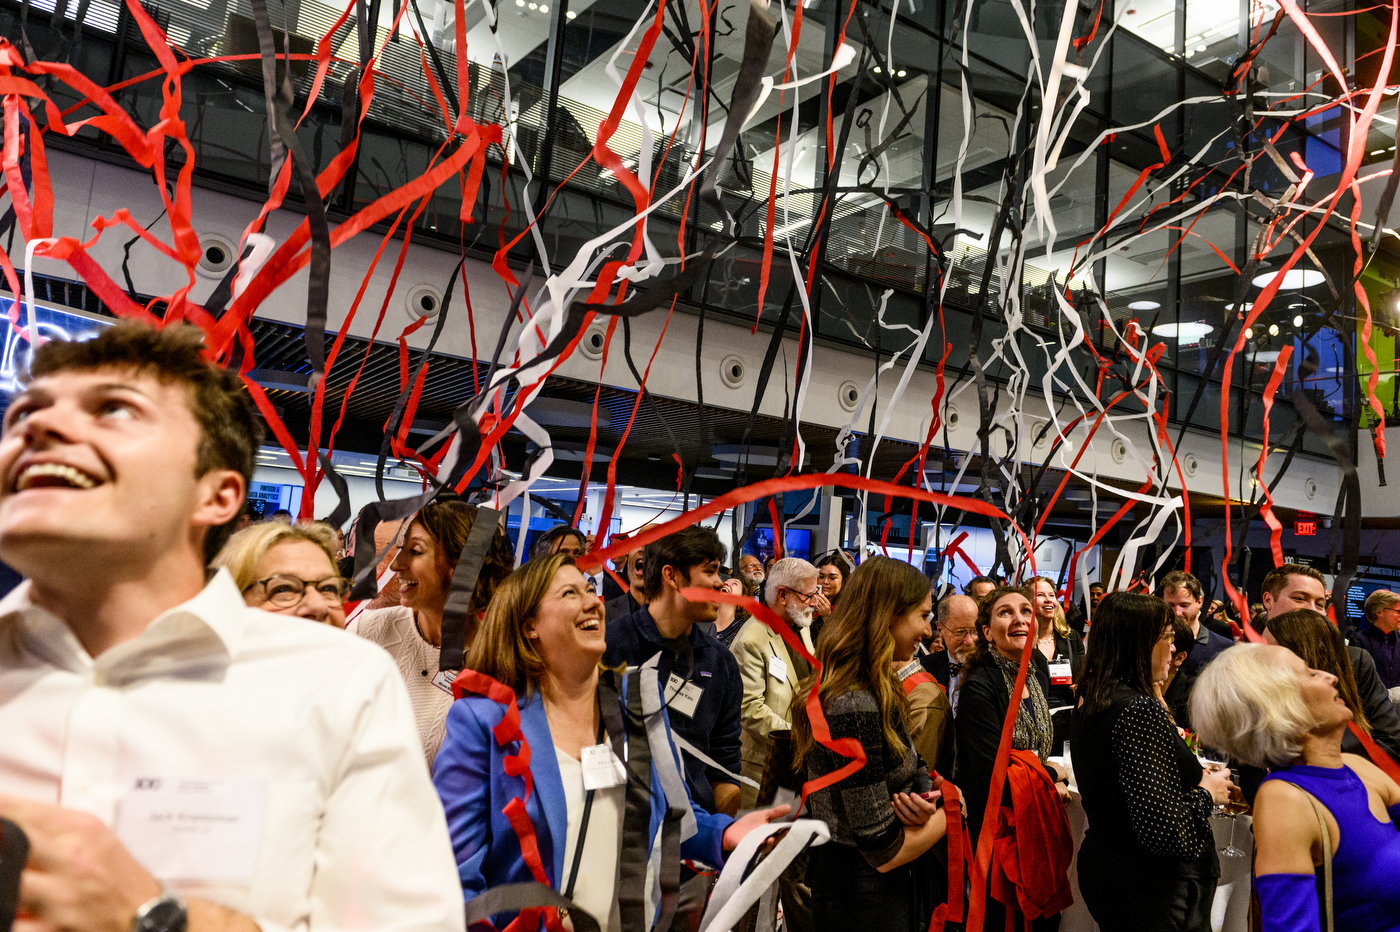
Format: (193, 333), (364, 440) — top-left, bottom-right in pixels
(214, 520), (339, 591)
(1190, 643), (1316, 768)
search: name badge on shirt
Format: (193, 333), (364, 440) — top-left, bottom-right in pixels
(768, 654), (788, 683)
(115, 777), (269, 883)
(581, 743), (628, 790)
(1048, 660), (1073, 685)
(432, 669), (459, 695)
(665, 673), (704, 718)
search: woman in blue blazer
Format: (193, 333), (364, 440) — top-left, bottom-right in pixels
(433, 552), (787, 931)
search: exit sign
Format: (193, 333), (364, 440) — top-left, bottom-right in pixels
(1295, 520), (1317, 536)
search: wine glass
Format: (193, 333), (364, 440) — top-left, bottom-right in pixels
(1219, 768), (1249, 859)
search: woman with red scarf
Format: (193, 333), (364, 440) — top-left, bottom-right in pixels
(953, 584), (1073, 931)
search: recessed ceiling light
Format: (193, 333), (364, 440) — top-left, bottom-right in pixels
(1128, 300), (1161, 310)
(1252, 268), (1324, 288)
(1196, 44), (1206, 51)
(1244, 327), (1254, 339)
(873, 66), (882, 73)
(1293, 314), (1304, 327)
(1151, 322), (1213, 340)
(897, 69), (907, 77)
(566, 8), (575, 15)
(1269, 324), (1280, 335)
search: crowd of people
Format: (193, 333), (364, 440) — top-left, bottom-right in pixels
(2, 322), (1399, 932)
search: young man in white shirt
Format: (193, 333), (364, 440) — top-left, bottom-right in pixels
(0, 323), (463, 932)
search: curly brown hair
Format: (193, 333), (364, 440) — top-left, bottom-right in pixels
(966, 584), (1035, 672)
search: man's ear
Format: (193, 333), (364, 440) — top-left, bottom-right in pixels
(1260, 591), (1274, 613)
(192, 469), (245, 532)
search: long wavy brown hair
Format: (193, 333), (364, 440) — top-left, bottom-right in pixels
(1264, 609), (1371, 734)
(791, 556), (931, 770)
(465, 553), (588, 699)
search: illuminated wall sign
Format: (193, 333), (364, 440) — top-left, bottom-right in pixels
(1295, 511), (1317, 536)
(0, 294), (113, 394)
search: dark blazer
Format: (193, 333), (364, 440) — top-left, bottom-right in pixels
(952, 650), (1052, 841)
(1180, 627), (1234, 678)
(604, 591), (641, 624)
(920, 649), (955, 691)
(603, 606), (744, 811)
(1346, 646), (1400, 764)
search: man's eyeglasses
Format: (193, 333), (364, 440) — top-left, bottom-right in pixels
(940, 623), (977, 640)
(782, 586), (819, 603)
(249, 575), (352, 608)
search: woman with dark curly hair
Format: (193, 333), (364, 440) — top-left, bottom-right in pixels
(351, 499), (514, 768)
(953, 583), (1072, 931)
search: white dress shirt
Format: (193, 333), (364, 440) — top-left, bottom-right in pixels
(0, 569), (465, 932)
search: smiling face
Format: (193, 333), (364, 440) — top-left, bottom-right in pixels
(526, 564), (606, 670)
(890, 591), (934, 662)
(1032, 579), (1058, 624)
(739, 554), (764, 584)
(1265, 575), (1328, 618)
(0, 367), (242, 582)
(246, 539), (347, 627)
(983, 592), (1035, 661)
(390, 520), (454, 614)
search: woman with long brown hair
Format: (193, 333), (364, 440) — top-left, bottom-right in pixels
(791, 556), (946, 932)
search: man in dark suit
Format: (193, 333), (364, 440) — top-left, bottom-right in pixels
(922, 593), (979, 713)
(1163, 570), (1234, 677)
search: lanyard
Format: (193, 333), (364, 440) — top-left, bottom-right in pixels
(562, 720), (606, 901)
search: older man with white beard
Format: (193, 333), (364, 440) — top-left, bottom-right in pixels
(732, 557), (825, 807)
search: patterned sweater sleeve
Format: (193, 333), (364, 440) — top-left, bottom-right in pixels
(1110, 694), (1215, 859)
(823, 691), (904, 868)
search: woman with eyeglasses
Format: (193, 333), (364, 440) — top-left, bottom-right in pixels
(216, 520), (351, 627)
(351, 499), (515, 768)
(1071, 592), (1233, 932)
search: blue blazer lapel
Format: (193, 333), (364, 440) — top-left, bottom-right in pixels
(518, 693), (569, 885)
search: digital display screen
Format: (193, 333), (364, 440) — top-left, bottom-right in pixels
(747, 527), (812, 562)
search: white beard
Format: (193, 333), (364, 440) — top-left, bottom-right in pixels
(787, 605), (815, 629)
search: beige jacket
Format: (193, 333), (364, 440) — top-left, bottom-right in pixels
(730, 618), (808, 809)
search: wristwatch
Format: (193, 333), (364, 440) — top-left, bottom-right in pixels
(131, 890), (188, 932)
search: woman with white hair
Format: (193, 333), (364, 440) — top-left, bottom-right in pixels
(1192, 643), (1400, 932)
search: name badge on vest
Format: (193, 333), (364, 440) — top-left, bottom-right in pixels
(665, 673), (704, 717)
(581, 743), (628, 790)
(1049, 659), (1073, 686)
(432, 669), (459, 694)
(768, 654), (788, 683)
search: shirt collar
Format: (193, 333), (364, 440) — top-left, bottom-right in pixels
(636, 605), (702, 649)
(0, 569), (248, 679)
(1195, 622), (1211, 645)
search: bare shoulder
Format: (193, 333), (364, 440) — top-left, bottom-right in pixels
(1254, 778), (1327, 872)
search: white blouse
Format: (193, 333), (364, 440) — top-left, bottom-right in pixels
(553, 746), (624, 927)
(350, 607), (452, 768)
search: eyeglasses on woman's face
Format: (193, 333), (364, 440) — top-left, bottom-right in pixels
(250, 575), (352, 608)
